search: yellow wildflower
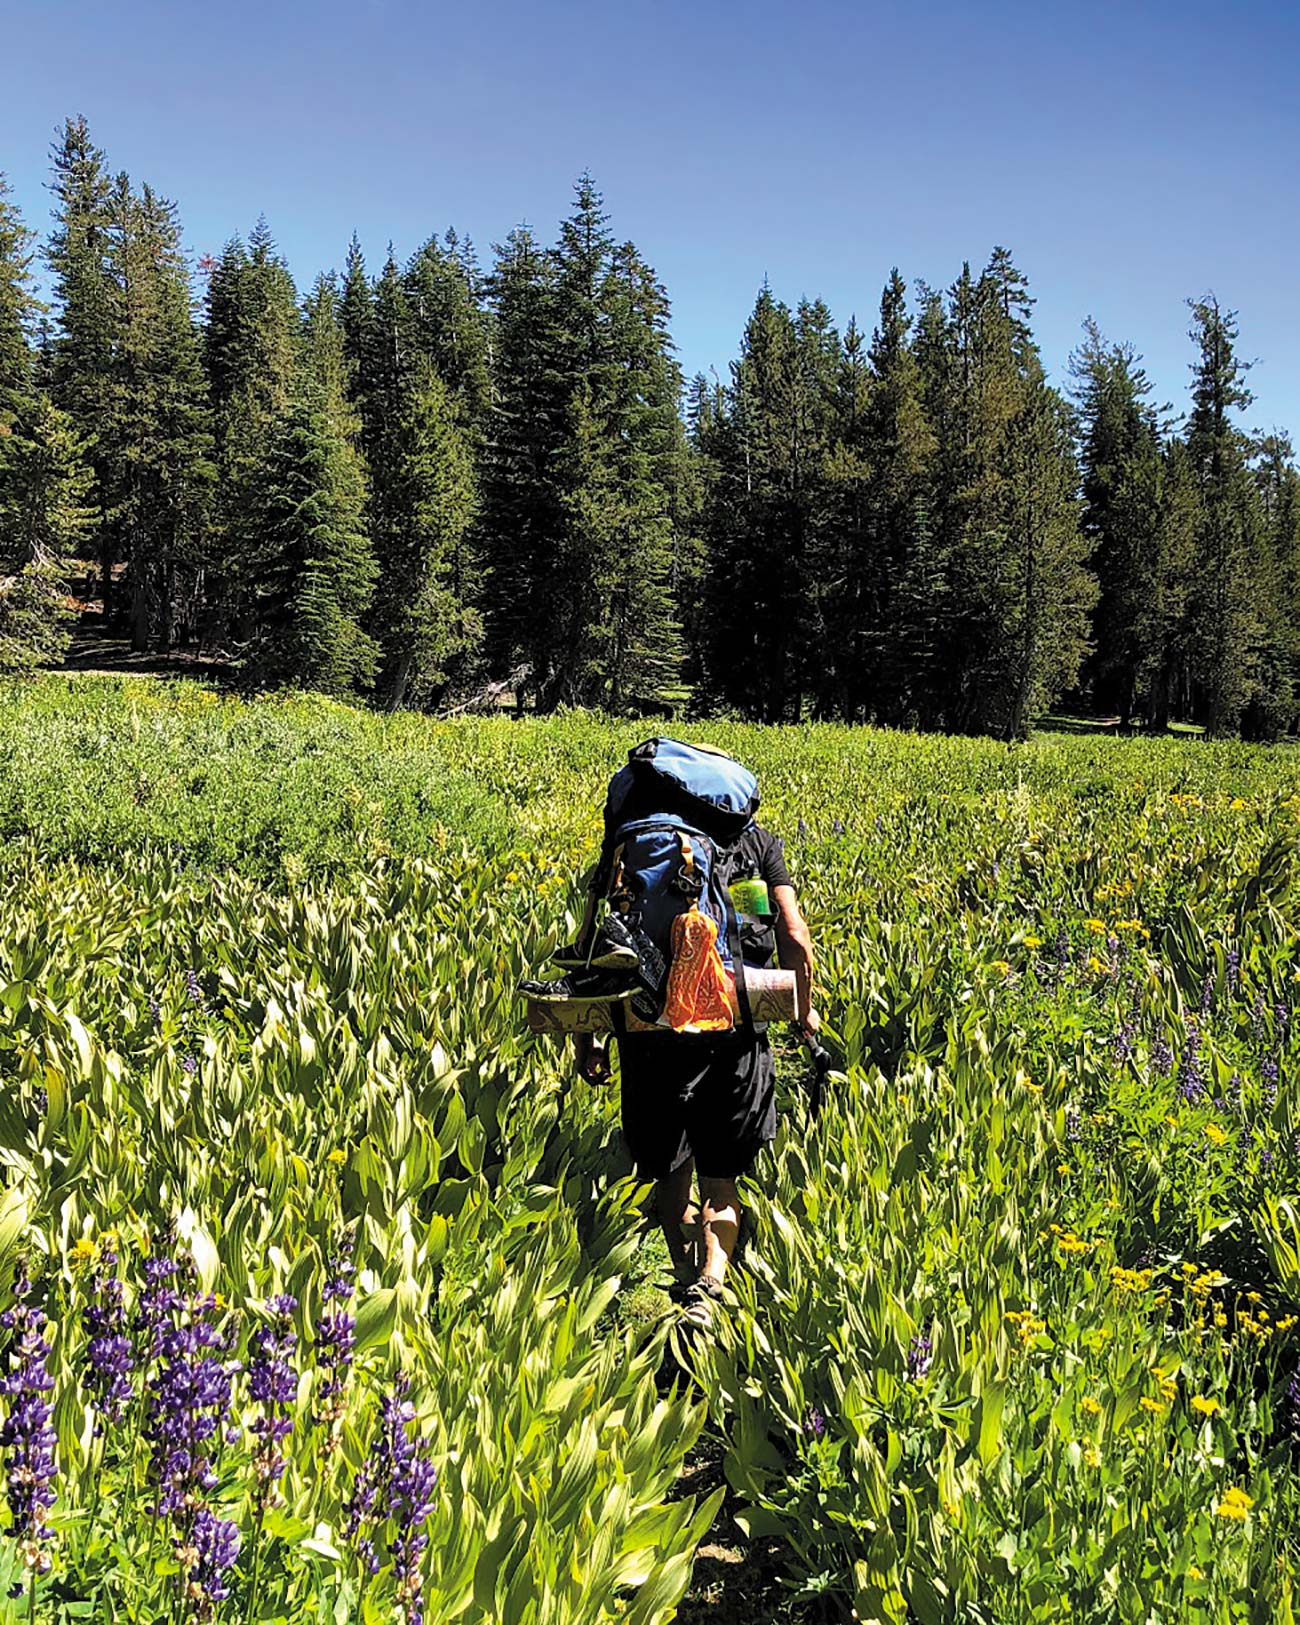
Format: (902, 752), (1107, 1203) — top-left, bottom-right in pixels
(1190, 1395), (1219, 1416)
(1084, 1444), (1101, 1467)
(1214, 1487), (1253, 1521)
(69, 1236), (97, 1267)
(1139, 1396), (1166, 1415)
(1188, 1566), (1204, 1580)
(991, 959), (1013, 976)
(1083, 918), (1106, 934)
(1022, 935), (1042, 950)
(1246, 1291), (1262, 1303)
(1057, 1162), (1072, 1176)
(1087, 955), (1105, 974)
(1057, 1232), (1092, 1255)
(327, 1149), (347, 1166)
(1204, 1123), (1228, 1147)
(1080, 1396), (1102, 1416)
(1230, 798), (1246, 810)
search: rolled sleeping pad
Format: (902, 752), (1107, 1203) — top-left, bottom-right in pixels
(525, 966), (802, 1035)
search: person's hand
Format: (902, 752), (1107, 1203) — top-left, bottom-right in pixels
(801, 1006), (822, 1037)
(575, 1033), (612, 1084)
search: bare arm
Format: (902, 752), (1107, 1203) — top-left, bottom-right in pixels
(772, 884), (819, 1033)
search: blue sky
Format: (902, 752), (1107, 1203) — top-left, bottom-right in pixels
(6, 0), (1298, 439)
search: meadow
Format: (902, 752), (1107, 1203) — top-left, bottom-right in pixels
(0, 676), (1298, 1624)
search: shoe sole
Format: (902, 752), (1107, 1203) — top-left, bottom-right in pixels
(552, 947), (639, 971)
(521, 984), (638, 1005)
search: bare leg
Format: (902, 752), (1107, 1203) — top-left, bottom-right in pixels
(699, 1176), (741, 1286)
(656, 1160), (700, 1284)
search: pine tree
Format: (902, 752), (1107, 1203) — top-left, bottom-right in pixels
(204, 221), (300, 645)
(1247, 433), (1300, 737)
(1069, 320), (1167, 722)
(370, 365), (479, 708)
(0, 173), (38, 427)
(339, 233), (373, 404)
(1183, 297), (1267, 736)
(103, 176), (214, 650)
(0, 394), (95, 671)
(862, 272), (938, 722)
(480, 226), (567, 697)
(46, 117), (115, 609)
(403, 232), (492, 432)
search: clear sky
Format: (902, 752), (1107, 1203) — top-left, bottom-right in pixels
(5, 0), (1298, 439)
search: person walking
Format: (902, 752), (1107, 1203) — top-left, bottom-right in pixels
(575, 806), (818, 1326)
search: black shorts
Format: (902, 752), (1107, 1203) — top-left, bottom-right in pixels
(618, 1029), (776, 1181)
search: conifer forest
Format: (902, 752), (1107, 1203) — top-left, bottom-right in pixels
(3, 117), (1300, 739)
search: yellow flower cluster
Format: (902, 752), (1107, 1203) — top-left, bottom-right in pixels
(69, 1236), (97, 1267)
(1190, 1395), (1219, 1416)
(1079, 1395), (1102, 1416)
(1053, 1227), (1092, 1256)
(992, 959), (1013, 976)
(1214, 1486), (1253, 1521)
(1203, 1123), (1228, 1147)
(1022, 934), (1042, 950)
(1170, 793), (1204, 809)
(1110, 1265), (1154, 1295)
(1006, 1309), (1046, 1345)
(1083, 918), (1107, 934)
(1112, 918), (1151, 939)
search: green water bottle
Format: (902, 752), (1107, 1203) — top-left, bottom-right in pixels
(729, 877), (773, 918)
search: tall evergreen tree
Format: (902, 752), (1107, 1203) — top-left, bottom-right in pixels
(101, 176), (214, 650)
(0, 173), (38, 427)
(1183, 297), (1268, 735)
(46, 117), (115, 609)
(0, 394), (95, 671)
(403, 232), (492, 433)
(204, 221), (300, 643)
(1070, 320), (1166, 722)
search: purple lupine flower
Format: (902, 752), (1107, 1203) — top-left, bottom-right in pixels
(178, 1507), (241, 1615)
(1199, 972), (1215, 1019)
(0, 1272), (57, 1577)
(797, 819), (808, 840)
(800, 1406), (826, 1438)
(314, 1238), (356, 1445)
(82, 1248), (134, 1432)
(1151, 1034), (1173, 1077)
(906, 1335), (933, 1382)
(185, 971), (205, 1008)
(182, 1054), (198, 1077)
(145, 1296), (236, 1517)
(1066, 1106), (1082, 1144)
(1261, 1146), (1276, 1173)
(1286, 1366), (1300, 1439)
(149, 998), (162, 1027)
(1229, 1074), (1243, 1110)
(1226, 947), (1240, 995)
(1278, 1002), (1292, 1043)
(1111, 1011), (1138, 1066)
(1178, 1020), (1205, 1104)
(135, 1247), (184, 1363)
(345, 1374), (439, 1625)
(247, 1295), (297, 1507)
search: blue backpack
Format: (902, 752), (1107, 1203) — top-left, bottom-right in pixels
(595, 740), (761, 1027)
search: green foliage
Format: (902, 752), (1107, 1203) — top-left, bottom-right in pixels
(2, 681), (1300, 1621)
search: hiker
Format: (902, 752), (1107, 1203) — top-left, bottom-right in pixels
(564, 741), (819, 1326)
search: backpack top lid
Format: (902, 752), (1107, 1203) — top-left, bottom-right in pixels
(604, 737), (760, 844)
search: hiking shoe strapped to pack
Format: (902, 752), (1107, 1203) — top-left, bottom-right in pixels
(551, 914), (640, 972)
(518, 968), (638, 1005)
